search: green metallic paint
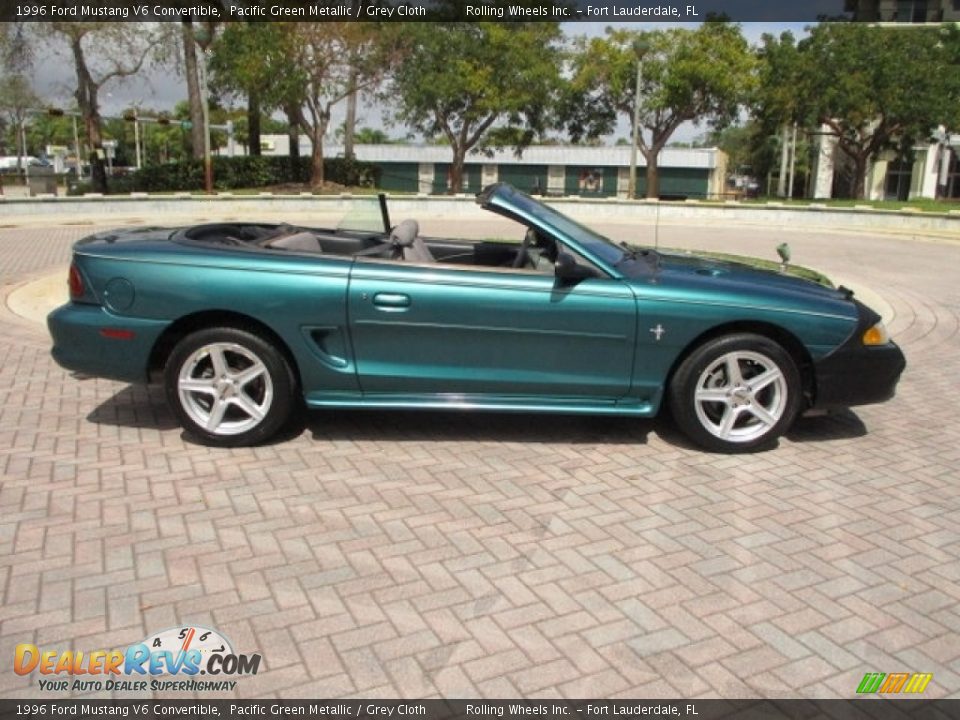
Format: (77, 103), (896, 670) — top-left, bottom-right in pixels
(48, 303), (169, 383)
(49, 184), (874, 422)
(347, 259), (638, 398)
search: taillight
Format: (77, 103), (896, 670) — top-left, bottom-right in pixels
(68, 263), (84, 299)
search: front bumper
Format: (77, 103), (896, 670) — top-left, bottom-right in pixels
(812, 301), (906, 409)
(48, 302), (169, 384)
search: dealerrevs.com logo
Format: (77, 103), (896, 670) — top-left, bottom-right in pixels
(856, 672), (933, 695)
(14, 626), (261, 693)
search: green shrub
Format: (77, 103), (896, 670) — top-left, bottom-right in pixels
(78, 156), (380, 194)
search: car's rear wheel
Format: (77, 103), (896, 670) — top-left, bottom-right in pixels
(668, 333), (801, 453)
(164, 327), (296, 447)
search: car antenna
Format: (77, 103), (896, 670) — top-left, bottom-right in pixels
(654, 198), (660, 250)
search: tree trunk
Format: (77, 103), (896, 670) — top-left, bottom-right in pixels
(851, 153), (868, 200)
(448, 147), (465, 194)
(284, 103), (301, 181)
(643, 153), (659, 199)
(85, 112), (107, 193)
(644, 163), (660, 199)
(69, 35), (107, 193)
(285, 103), (300, 161)
(310, 127), (325, 188)
(344, 68), (358, 160)
(642, 138), (670, 199)
(180, 21), (206, 160)
(247, 88), (261, 156)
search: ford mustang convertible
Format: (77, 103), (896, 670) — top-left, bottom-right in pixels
(48, 183), (905, 453)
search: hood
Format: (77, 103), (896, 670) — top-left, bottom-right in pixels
(659, 250), (843, 298)
(635, 250), (858, 320)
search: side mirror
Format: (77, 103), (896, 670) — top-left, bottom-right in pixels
(776, 242), (791, 264)
(776, 242), (791, 273)
(555, 252), (595, 280)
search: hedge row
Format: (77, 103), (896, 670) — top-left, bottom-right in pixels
(80, 156), (380, 194)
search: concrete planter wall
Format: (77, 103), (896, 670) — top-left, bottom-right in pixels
(2, 192), (958, 237)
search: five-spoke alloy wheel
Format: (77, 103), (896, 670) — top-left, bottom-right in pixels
(669, 333), (801, 453)
(165, 327), (297, 447)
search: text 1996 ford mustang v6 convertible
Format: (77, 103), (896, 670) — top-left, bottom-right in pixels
(48, 183), (905, 453)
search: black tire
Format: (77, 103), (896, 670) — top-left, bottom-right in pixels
(668, 333), (801, 453)
(164, 327), (297, 447)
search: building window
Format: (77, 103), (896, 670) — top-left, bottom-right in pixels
(884, 159), (913, 201)
(947, 150), (960, 200)
(577, 168), (604, 194)
(896, 0), (929, 20)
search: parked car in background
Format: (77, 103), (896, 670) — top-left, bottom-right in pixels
(0, 156), (44, 173)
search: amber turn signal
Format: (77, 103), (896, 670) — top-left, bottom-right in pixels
(862, 321), (891, 346)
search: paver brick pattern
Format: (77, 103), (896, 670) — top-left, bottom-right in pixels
(0, 221), (958, 700)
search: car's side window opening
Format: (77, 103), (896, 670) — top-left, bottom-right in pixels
(355, 223), (609, 281)
(179, 219), (608, 279)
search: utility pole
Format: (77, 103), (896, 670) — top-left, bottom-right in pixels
(787, 122), (797, 199)
(627, 39), (650, 200)
(777, 123), (790, 198)
(134, 113), (141, 170)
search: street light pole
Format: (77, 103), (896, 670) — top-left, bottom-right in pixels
(198, 52), (213, 192)
(786, 122), (797, 199)
(628, 39), (649, 200)
(134, 112), (141, 170)
(18, 118), (27, 171)
(72, 114), (82, 178)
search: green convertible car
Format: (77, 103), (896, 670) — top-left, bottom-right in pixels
(48, 183), (905, 453)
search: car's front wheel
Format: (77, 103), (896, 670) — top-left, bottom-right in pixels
(668, 333), (801, 453)
(164, 327), (296, 447)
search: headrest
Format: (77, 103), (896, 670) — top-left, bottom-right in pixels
(390, 219), (419, 247)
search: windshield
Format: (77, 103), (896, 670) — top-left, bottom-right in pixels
(491, 188), (630, 267)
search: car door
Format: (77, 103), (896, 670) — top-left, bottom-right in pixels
(346, 256), (637, 402)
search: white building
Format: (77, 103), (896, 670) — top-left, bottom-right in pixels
(811, 129), (960, 201)
(259, 136), (729, 199)
(847, 0), (960, 22)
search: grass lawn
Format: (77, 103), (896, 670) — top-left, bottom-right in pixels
(741, 197), (959, 214)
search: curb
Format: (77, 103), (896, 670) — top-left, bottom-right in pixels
(6, 269), (67, 326)
(0, 194), (958, 240)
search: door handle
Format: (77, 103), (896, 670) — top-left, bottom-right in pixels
(372, 292), (411, 309)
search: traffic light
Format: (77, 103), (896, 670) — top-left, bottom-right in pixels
(122, 110), (137, 122)
(48, 107), (65, 117)
(157, 113), (171, 126)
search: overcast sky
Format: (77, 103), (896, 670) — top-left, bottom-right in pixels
(28, 21), (808, 146)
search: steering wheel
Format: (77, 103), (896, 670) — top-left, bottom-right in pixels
(513, 228), (539, 269)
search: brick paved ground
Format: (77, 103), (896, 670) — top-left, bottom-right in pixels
(1, 218), (958, 700)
